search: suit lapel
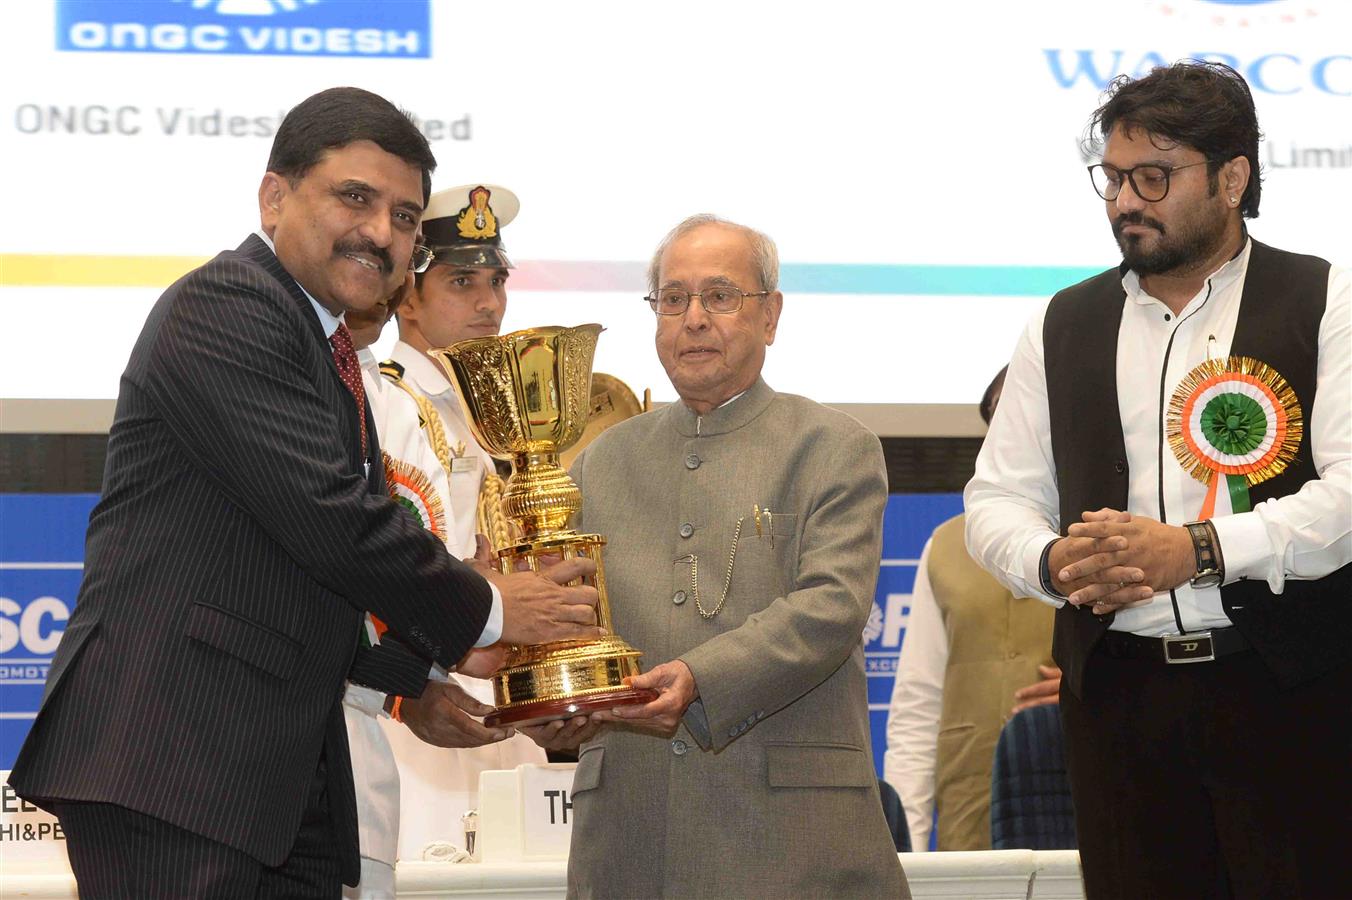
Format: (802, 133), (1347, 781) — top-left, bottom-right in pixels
(237, 234), (372, 485)
(238, 234), (327, 345)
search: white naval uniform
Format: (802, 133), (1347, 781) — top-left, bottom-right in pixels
(380, 339), (545, 863)
(341, 348), (464, 899)
(341, 684), (399, 900)
(385, 340), (496, 559)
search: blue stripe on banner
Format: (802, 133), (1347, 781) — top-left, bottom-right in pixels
(868, 493), (965, 778)
(0, 495), (98, 561)
(780, 263), (1101, 296)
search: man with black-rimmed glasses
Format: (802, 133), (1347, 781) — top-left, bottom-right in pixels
(965, 61), (1349, 898)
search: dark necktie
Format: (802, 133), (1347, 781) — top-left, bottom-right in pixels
(329, 323), (368, 457)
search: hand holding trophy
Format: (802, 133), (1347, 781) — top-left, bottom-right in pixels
(430, 323), (657, 727)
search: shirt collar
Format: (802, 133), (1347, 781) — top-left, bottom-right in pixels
(670, 377), (776, 437)
(1122, 236), (1252, 307)
(255, 229), (343, 338)
(390, 339), (454, 395)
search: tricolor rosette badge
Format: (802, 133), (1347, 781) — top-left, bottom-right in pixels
(1166, 356), (1302, 519)
(383, 452), (447, 542)
(361, 453), (449, 647)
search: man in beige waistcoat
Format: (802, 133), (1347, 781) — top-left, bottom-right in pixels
(524, 214), (909, 899)
(883, 367), (1057, 851)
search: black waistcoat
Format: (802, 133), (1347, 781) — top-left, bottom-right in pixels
(1043, 239), (1350, 697)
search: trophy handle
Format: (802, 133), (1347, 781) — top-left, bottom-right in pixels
(476, 472), (518, 553)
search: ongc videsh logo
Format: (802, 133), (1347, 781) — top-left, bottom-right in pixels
(56, 0), (430, 58)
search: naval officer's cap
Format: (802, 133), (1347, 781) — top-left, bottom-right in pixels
(420, 183), (519, 270)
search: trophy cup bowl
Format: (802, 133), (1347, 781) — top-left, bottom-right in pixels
(429, 324), (656, 727)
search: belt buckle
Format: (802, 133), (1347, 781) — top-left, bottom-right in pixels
(1162, 632), (1215, 664)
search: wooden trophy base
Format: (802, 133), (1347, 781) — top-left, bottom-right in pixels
(485, 687), (659, 729)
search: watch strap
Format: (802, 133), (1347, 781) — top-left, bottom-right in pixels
(1185, 520), (1225, 585)
(1039, 539), (1068, 599)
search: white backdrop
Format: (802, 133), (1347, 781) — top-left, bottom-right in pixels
(1, 0), (1348, 406)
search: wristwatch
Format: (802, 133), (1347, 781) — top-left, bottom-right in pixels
(1184, 520), (1225, 589)
(1039, 539), (1067, 599)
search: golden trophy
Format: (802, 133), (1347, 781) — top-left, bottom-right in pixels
(429, 324), (656, 727)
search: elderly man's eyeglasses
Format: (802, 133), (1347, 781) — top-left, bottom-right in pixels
(409, 245), (434, 274)
(645, 286), (770, 316)
(1087, 160), (1211, 203)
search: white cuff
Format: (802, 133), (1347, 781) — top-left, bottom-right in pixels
(474, 581), (504, 647)
(1022, 531), (1068, 607)
(1211, 512), (1279, 591)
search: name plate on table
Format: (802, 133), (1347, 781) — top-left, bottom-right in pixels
(1, 773), (70, 864)
(475, 763), (577, 862)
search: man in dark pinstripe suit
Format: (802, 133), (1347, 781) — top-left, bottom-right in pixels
(8, 87), (602, 899)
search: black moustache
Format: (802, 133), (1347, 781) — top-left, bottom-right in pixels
(334, 242), (393, 273)
(1113, 213), (1165, 235)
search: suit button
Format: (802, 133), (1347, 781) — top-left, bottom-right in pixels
(679, 523), (694, 538)
(685, 454), (701, 470)
(1114, 459), (1127, 474)
(673, 590), (687, 606)
(671, 739), (688, 756)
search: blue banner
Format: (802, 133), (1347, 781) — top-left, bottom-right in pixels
(56, 0), (431, 58)
(0, 493), (961, 771)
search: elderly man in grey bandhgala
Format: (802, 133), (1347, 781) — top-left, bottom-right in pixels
(523, 215), (910, 899)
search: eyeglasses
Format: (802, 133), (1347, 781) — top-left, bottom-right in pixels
(1087, 160), (1211, 203)
(644, 286), (770, 316)
(408, 245), (434, 273)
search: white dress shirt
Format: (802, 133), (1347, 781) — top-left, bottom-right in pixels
(882, 537), (943, 851)
(965, 240), (1351, 636)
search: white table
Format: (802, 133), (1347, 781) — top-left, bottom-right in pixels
(2, 851), (1085, 899)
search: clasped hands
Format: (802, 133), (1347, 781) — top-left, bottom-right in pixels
(469, 536), (604, 647)
(1047, 508), (1196, 614)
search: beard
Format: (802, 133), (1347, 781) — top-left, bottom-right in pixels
(1112, 201), (1232, 277)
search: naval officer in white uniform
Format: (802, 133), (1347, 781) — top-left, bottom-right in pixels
(380, 184), (547, 862)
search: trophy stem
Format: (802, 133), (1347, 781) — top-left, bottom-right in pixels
(502, 451), (580, 541)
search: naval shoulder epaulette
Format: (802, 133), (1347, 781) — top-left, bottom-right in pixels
(381, 360), (437, 436)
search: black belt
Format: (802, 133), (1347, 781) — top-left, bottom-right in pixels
(1099, 626), (1253, 664)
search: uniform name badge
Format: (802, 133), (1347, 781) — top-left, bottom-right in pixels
(452, 456), (479, 474)
(1166, 355), (1302, 519)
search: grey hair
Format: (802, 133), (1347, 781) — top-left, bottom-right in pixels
(646, 214), (780, 294)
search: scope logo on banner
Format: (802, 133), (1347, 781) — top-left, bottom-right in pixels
(0, 496), (95, 770)
(55, 0), (431, 58)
